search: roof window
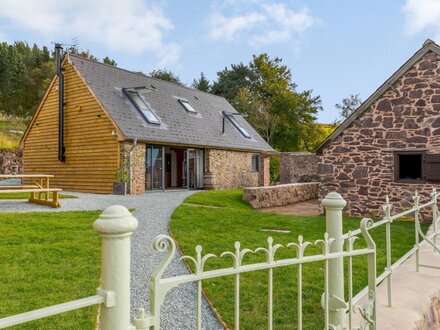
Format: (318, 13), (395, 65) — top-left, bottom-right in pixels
(125, 88), (160, 125)
(178, 99), (197, 113)
(224, 112), (251, 138)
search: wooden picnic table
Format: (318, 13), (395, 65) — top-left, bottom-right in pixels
(0, 174), (62, 208)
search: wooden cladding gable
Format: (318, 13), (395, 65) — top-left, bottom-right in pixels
(22, 61), (120, 193)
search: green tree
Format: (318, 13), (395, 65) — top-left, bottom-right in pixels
(192, 72), (211, 92)
(149, 69), (184, 86)
(211, 63), (256, 101)
(233, 54), (321, 151)
(103, 56), (117, 66)
(335, 94), (362, 123)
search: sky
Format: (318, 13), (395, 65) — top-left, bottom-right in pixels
(0, 0), (438, 123)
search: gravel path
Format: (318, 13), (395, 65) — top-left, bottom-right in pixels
(0, 191), (223, 329)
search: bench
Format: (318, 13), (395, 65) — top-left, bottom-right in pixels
(0, 174), (62, 208)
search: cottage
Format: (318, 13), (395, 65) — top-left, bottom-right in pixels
(21, 46), (274, 194)
(317, 39), (440, 217)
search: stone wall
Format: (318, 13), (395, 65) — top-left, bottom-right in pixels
(0, 149), (22, 174)
(243, 182), (319, 209)
(205, 149), (267, 190)
(120, 142), (146, 194)
(280, 152), (319, 183)
(319, 49), (440, 217)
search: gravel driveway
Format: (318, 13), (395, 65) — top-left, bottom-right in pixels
(0, 191), (223, 329)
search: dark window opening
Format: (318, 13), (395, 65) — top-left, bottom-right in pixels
(252, 154), (260, 172)
(395, 152), (424, 182)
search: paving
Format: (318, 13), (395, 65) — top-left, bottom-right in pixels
(258, 198), (321, 216)
(351, 228), (440, 329)
(0, 191), (223, 329)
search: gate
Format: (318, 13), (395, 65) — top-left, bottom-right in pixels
(0, 188), (439, 329)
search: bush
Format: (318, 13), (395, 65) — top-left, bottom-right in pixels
(270, 156), (280, 184)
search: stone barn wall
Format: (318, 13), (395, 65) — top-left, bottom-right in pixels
(280, 152), (318, 183)
(0, 149), (22, 174)
(319, 49), (440, 218)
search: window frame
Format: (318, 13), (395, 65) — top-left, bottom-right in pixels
(124, 88), (160, 125)
(224, 112), (252, 139)
(178, 99), (197, 114)
(394, 151), (426, 184)
(252, 154), (260, 172)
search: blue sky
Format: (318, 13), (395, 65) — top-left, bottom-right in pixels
(0, 0), (438, 123)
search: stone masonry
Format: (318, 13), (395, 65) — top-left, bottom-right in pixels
(280, 152), (319, 184)
(243, 182), (319, 209)
(204, 149), (269, 190)
(0, 149), (22, 175)
(120, 142), (146, 195)
(319, 49), (440, 217)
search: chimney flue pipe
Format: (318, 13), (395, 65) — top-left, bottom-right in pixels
(55, 43), (65, 162)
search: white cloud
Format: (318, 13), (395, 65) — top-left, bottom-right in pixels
(209, 11), (266, 41)
(403, 0), (440, 39)
(0, 0), (180, 65)
(207, 2), (317, 46)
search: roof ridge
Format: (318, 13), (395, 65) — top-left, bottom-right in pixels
(67, 52), (226, 100)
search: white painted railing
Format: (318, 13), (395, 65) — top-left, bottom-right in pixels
(0, 205), (138, 330)
(136, 192), (378, 330)
(349, 187), (440, 310)
(0, 189), (438, 329)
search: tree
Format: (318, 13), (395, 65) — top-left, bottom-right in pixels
(103, 56), (117, 67)
(211, 63), (256, 101)
(149, 69), (183, 86)
(248, 54), (321, 151)
(192, 72), (211, 92)
(335, 94), (362, 123)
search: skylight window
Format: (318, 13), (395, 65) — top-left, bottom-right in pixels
(178, 99), (197, 113)
(125, 88), (160, 125)
(224, 112), (251, 138)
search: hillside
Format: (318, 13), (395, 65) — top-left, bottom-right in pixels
(0, 114), (28, 149)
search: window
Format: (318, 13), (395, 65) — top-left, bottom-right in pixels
(178, 99), (197, 113)
(394, 151), (425, 183)
(224, 113), (251, 138)
(252, 154), (260, 172)
(125, 88), (160, 125)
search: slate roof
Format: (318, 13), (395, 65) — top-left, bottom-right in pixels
(316, 39), (440, 154)
(68, 54), (274, 153)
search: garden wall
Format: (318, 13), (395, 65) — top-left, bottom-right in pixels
(0, 148), (22, 174)
(280, 152), (318, 183)
(243, 182), (319, 209)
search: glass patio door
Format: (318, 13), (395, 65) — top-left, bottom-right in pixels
(146, 145), (164, 191)
(186, 149), (204, 189)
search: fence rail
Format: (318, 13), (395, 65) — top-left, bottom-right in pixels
(0, 189), (439, 329)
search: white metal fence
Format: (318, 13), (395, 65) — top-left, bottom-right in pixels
(0, 189), (439, 329)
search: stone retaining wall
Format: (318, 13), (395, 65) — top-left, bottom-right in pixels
(280, 152), (319, 183)
(0, 149), (22, 174)
(243, 182), (319, 209)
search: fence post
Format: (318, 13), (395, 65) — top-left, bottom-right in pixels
(322, 192), (347, 328)
(94, 205), (138, 330)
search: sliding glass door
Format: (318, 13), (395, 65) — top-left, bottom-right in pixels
(146, 145), (164, 191)
(146, 145), (203, 191)
(187, 149), (204, 189)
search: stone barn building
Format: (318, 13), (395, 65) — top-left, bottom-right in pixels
(317, 39), (440, 217)
(21, 47), (273, 194)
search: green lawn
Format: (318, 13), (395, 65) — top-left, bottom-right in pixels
(0, 192), (77, 200)
(0, 210), (101, 329)
(169, 190), (429, 329)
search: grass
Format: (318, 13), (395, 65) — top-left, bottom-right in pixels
(0, 114), (28, 149)
(0, 210), (101, 329)
(169, 189), (429, 329)
(0, 192), (77, 200)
